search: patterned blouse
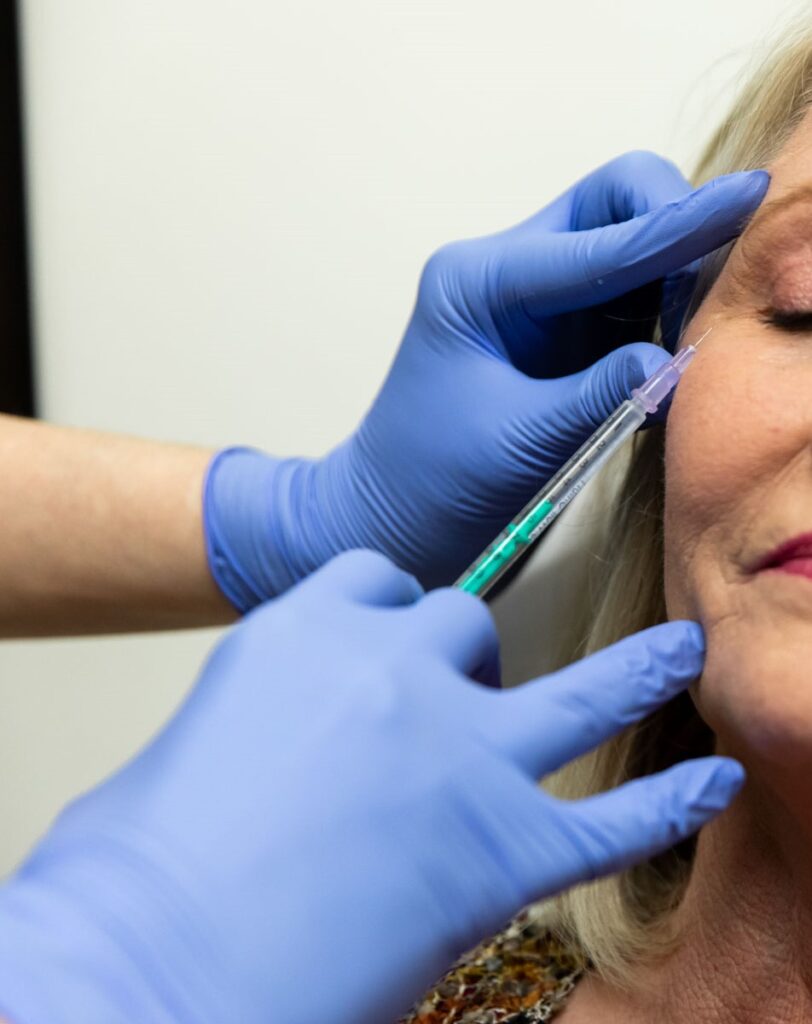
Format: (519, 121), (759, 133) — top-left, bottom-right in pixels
(399, 905), (588, 1023)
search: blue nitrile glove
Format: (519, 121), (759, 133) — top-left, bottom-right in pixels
(204, 153), (769, 608)
(0, 551), (743, 1024)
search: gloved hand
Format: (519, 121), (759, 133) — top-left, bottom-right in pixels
(204, 153), (768, 607)
(0, 551), (744, 1024)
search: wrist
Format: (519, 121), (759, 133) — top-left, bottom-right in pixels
(203, 446), (360, 611)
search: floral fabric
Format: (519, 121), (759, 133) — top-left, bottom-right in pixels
(399, 906), (587, 1023)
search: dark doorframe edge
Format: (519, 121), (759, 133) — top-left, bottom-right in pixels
(0, 0), (35, 417)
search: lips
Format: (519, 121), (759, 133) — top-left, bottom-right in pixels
(753, 532), (812, 580)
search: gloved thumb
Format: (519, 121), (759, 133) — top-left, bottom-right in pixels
(529, 342), (671, 470)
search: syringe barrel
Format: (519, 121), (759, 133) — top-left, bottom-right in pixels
(538, 399), (647, 508)
(455, 345), (702, 600)
(455, 399), (647, 598)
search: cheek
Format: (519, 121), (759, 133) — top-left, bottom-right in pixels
(663, 337), (812, 770)
(663, 341), (807, 618)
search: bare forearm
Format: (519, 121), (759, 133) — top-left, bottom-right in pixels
(0, 415), (235, 635)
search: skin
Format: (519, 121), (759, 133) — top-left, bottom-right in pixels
(558, 110), (812, 1023)
(0, 415), (234, 635)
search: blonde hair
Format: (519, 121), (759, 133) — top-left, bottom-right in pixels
(538, 17), (812, 990)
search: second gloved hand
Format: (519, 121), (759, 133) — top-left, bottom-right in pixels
(0, 552), (744, 1024)
(204, 153), (768, 606)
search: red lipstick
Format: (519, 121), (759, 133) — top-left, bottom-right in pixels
(754, 532), (812, 580)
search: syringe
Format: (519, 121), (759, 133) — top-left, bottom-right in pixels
(454, 331), (710, 599)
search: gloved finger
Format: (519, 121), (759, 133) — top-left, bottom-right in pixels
(521, 757), (744, 899)
(556, 169), (768, 306)
(407, 588), (501, 682)
(528, 343), (671, 453)
(480, 621), (704, 778)
(567, 150), (693, 229)
(498, 169), (768, 320)
(525, 151), (693, 234)
(301, 549), (424, 607)
(562, 153), (700, 351)
(511, 155), (711, 356)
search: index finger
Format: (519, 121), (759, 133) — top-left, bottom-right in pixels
(533, 150), (693, 233)
(479, 621), (705, 778)
(499, 170), (768, 320)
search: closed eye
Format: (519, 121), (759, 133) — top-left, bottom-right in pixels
(760, 307), (812, 332)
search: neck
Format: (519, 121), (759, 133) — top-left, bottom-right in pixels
(568, 771), (812, 1024)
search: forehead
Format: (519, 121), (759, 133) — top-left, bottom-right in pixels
(767, 106), (812, 195)
(721, 108), (812, 270)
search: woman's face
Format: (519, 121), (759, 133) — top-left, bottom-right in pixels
(665, 110), (812, 784)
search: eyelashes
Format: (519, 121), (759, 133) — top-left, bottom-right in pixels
(760, 307), (812, 332)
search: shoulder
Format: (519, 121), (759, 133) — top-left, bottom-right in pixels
(400, 905), (589, 1023)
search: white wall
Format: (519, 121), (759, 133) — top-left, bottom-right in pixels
(0, 0), (802, 873)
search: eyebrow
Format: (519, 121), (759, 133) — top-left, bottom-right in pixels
(744, 181), (812, 235)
